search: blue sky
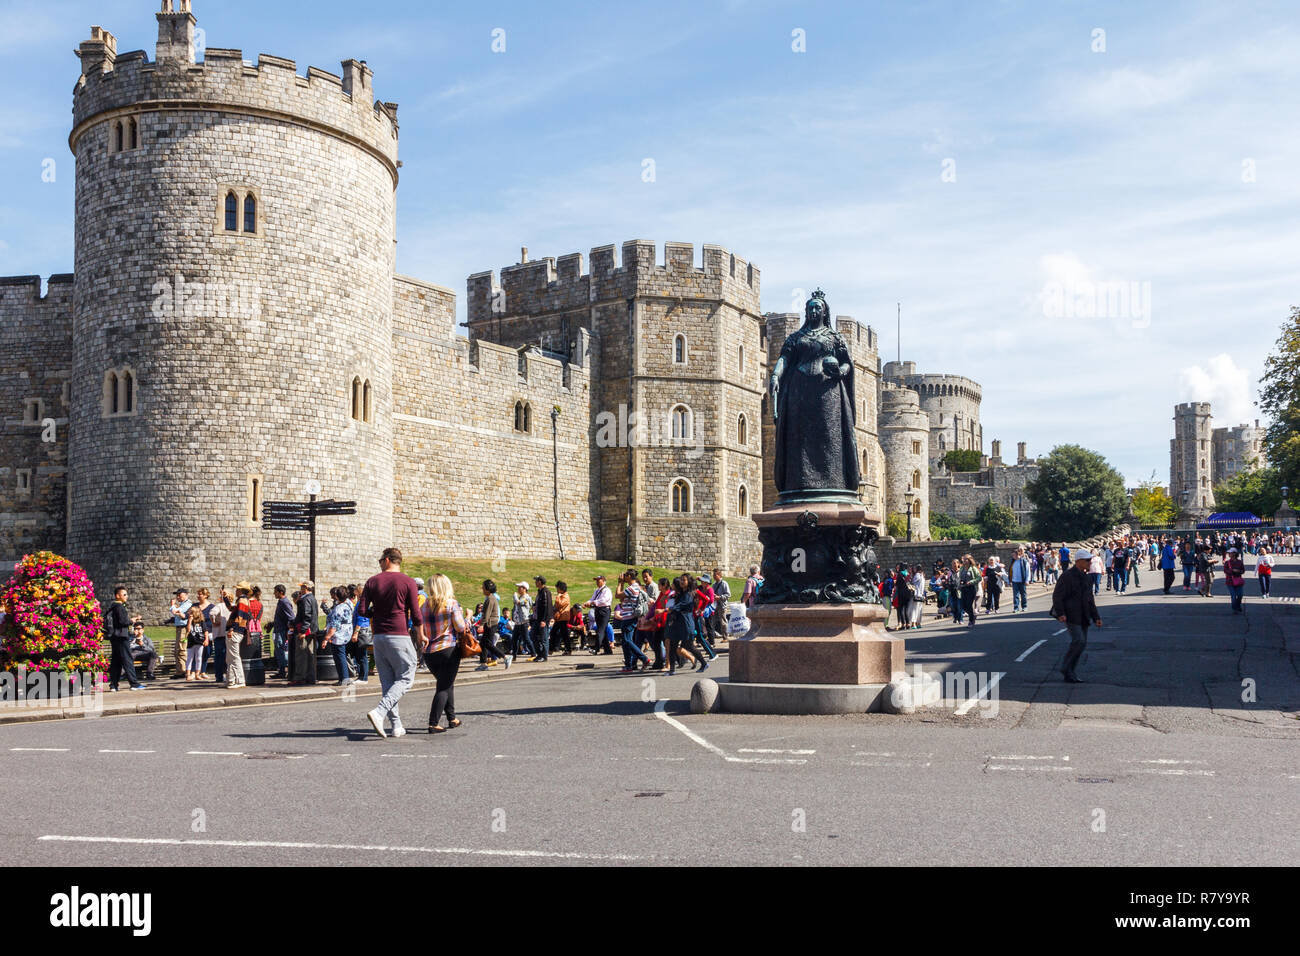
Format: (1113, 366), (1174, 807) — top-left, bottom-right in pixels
(3, 0), (1298, 486)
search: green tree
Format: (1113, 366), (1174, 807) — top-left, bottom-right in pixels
(1025, 444), (1126, 540)
(1131, 480), (1177, 527)
(1214, 466), (1282, 517)
(885, 512), (908, 538)
(1259, 306), (1300, 491)
(933, 523), (982, 540)
(975, 500), (1019, 539)
(943, 449), (982, 472)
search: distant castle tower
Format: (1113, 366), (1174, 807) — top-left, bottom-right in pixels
(1171, 402), (1215, 513)
(66, 2), (400, 603)
(881, 361), (982, 468)
(1211, 419), (1263, 486)
(878, 384), (931, 540)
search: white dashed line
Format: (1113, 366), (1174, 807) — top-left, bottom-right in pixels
(98, 749), (156, 754)
(1015, 640), (1047, 662)
(1052, 628), (1067, 636)
(9, 747), (69, 752)
(37, 834), (643, 861)
(737, 748), (816, 755)
(954, 672), (1005, 716)
(652, 700), (807, 764)
(989, 754), (1069, 761)
(186, 751), (243, 756)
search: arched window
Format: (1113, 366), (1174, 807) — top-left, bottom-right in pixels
(913, 499), (922, 517)
(225, 191), (238, 231)
(938, 435), (946, 450)
(737, 413), (747, 446)
(114, 121), (124, 153)
(671, 478), (692, 513)
(912, 470), (922, 489)
(738, 484), (748, 517)
(351, 377), (362, 420)
(122, 370), (134, 413)
(739, 344), (745, 374)
(523, 402), (532, 433)
(362, 379), (372, 423)
(514, 400), (525, 432)
(862, 450), (869, 476)
(243, 192), (257, 233)
(729, 254), (736, 276)
(671, 404), (692, 441)
(673, 334), (686, 364)
(128, 118), (138, 150)
(105, 371), (118, 415)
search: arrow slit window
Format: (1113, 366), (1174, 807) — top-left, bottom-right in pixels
(248, 475), (263, 525)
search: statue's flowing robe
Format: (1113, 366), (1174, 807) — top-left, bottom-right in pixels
(773, 324), (860, 493)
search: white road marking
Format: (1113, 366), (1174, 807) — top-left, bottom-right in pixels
(1130, 768), (1216, 777)
(186, 751), (243, 756)
(1015, 640), (1047, 662)
(989, 754), (1068, 761)
(380, 753), (446, 759)
(1126, 758), (1208, 765)
(853, 760), (932, 768)
(37, 834), (642, 862)
(1052, 628), (1067, 636)
(98, 749), (155, 754)
(954, 672), (1005, 716)
(9, 747), (69, 752)
(737, 748), (816, 755)
(986, 765), (1074, 772)
(652, 700), (807, 764)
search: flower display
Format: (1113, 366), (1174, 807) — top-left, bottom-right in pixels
(0, 552), (107, 675)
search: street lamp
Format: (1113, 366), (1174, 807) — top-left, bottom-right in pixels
(904, 488), (915, 541)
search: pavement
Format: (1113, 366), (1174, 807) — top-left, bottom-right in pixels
(0, 556), (1296, 866)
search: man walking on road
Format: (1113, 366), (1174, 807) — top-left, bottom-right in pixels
(1050, 549), (1103, 684)
(1010, 547), (1030, 612)
(357, 547), (424, 739)
(1160, 538), (1178, 594)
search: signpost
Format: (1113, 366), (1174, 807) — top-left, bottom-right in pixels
(261, 490), (358, 683)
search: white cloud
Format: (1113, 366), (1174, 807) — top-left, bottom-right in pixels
(1178, 354), (1256, 427)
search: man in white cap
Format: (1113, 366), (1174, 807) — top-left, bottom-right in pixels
(1049, 549), (1103, 683)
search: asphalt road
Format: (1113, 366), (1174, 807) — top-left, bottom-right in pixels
(1, 555), (1296, 866)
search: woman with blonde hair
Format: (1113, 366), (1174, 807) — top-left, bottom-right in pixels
(422, 574), (468, 734)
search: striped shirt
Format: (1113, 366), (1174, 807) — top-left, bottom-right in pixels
(424, 598), (467, 653)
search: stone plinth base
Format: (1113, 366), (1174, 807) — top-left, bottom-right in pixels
(730, 602), (901, 685)
(715, 679), (889, 714)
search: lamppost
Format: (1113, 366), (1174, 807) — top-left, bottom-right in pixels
(904, 488), (915, 542)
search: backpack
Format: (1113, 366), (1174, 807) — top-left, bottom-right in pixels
(633, 587), (650, 620)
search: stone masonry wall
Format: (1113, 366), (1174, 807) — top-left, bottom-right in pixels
(0, 276), (73, 563)
(390, 275), (597, 563)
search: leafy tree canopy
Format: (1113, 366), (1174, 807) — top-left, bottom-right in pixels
(1025, 444), (1125, 540)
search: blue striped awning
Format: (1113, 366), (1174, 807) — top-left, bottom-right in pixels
(1197, 512), (1262, 529)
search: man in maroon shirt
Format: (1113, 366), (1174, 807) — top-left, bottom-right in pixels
(357, 547), (423, 739)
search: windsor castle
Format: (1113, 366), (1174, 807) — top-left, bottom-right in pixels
(0, 3), (1036, 609)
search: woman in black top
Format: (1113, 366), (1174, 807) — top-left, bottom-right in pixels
(665, 576), (700, 676)
(475, 580), (510, 671)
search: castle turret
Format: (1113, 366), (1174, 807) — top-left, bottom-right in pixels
(882, 361), (982, 468)
(878, 384), (931, 540)
(1171, 402), (1214, 517)
(66, 3), (400, 609)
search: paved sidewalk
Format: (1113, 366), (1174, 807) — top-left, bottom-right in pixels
(0, 648), (661, 724)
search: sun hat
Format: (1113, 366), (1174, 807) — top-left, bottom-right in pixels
(1072, 549), (1093, 562)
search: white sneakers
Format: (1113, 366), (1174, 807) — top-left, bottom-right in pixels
(366, 708), (386, 739)
(391, 724), (407, 738)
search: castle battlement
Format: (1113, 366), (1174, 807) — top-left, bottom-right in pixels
(0, 274), (75, 307)
(71, 5), (397, 174)
(1174, 402), (1212, 415)
(467, 240), (761, 324)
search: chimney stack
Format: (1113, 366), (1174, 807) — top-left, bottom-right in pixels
(156, 0), (197, 66)
(77, 25), (118, 76)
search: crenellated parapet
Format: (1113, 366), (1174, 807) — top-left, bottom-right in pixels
(71, 4), (398, 179)
(467, 240), (761, 325)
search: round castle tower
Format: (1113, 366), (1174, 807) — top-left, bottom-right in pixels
(882, 360), (982, 468)
(68, 2), (399, 608)
(1171, 401), (1214, 514)
(878, 383), (930, 540)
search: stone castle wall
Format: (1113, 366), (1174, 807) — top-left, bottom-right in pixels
(65, 13), (398, 612)
(882, 361), (982, 466)
(389, 275), (598, 563)
(1171, 401), (1214, 512)
(1211, 421), (1263, 486)
(930, 462), (1039, 525)
(0, 276), (73, 562)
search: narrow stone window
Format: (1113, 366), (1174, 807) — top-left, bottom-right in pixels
(514, 400), (525, 433)
(671, 404), (692, 441)
(523, 402), (532, 433)
(912, 440), (921, 455)
(737, 413), (747, 446)
(351, 377), (362, 421)
(671, 478), (692, 514)
(22, 398), (43, 424)
(673, 334), (686, 365)
(363, 379), (372, 424)
(104, 371), (119, 416)
(249, 476), (262, 523)
(225, 191), (238, 232)
(128, 118), (138, 150)
(114, 121), (124, 153)
(913, 499), (922, 517)
(16, 469), (32, 496)
(729, 254), (736, 276)
(243, 193), (257, 233)
(122, 370), (134, 413)
(912, 469), (922, 489)
(739, 344), (744, 374)
(862, 451), (869, 475)
(738, 484), (748, 517)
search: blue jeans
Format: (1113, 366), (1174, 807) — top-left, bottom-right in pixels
(1011, 581), (1027, 611)
(1114, 569), (1128, 592)
(511, 622), (534, 658)
(1183, 565), (1193, 587)
(350, 641), (370, 681)
(211, 636), (227, 681)
(619, 620), (646, 668)
(329, 642), (350, 681)
(1089, 573), (1101, 594)
(694, 617), (715, 658)
(534, 622), (551, 659)
(1227, 584), (1244, 612)
(273, 631), (289, 673)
